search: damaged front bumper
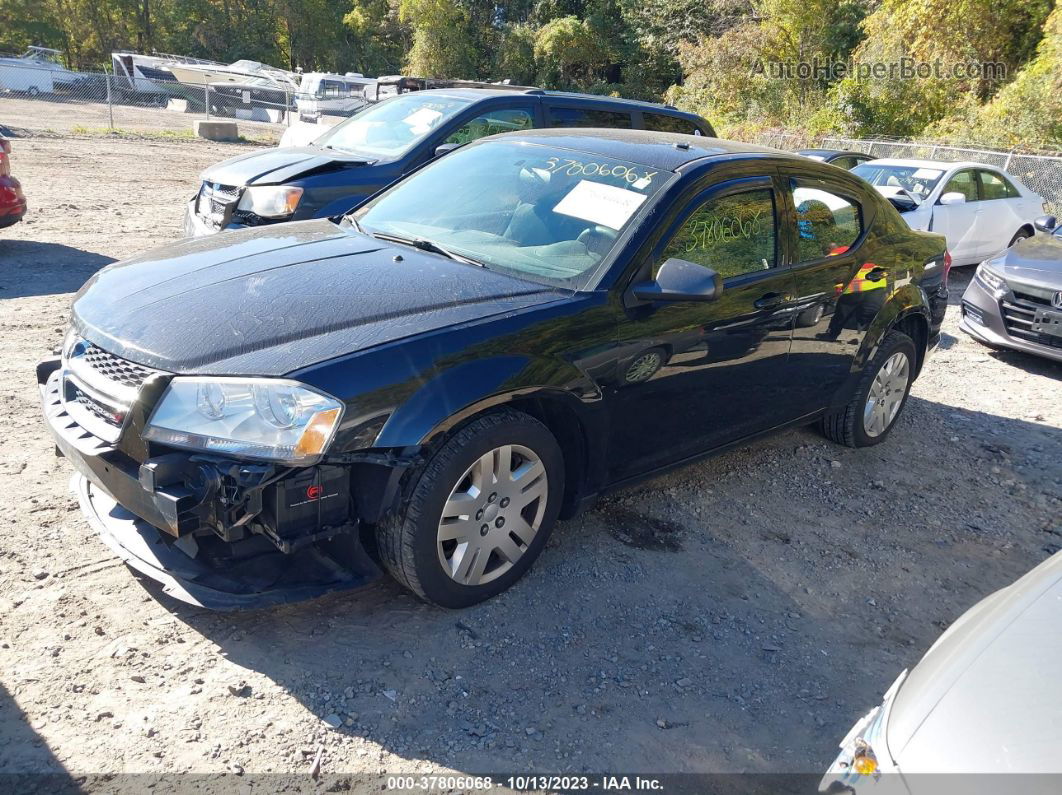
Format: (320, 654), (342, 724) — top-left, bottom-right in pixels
(39, 358), (383, 609)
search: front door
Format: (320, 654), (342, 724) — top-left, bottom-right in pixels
(601, 177), (801, 482)
(932, 168), (982, 264)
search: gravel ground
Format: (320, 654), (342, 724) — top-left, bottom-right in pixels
(0, 129), (1060, 782)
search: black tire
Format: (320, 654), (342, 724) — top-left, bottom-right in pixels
(820, 330), (917, 448)
(375, 409), (564, 608)
(1008, 228), (1032, 247)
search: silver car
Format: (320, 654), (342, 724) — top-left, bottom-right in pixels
(821, 547), (1062, 793)
(960, 214), (1062, 363)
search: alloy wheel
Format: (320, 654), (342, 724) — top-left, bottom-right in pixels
(863, 351), (910, 437)
(625, 350), (663, 383)
(437, 444), (548, 586)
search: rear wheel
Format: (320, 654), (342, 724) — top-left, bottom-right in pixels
(375, 409), (563, 607)
(820, 330), (916, 447)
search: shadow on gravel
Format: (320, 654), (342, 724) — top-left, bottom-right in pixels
(132, 393), (1060, 777)
(986, 348), (1062, 380)
(0, 682), (76, 787)
(0, 241), (115, 299)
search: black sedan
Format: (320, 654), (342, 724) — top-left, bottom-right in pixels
(39, 129), (949, 609)
(796, 148), (875, 170)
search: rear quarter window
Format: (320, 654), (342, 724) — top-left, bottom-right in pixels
(642, 113), (704, 136)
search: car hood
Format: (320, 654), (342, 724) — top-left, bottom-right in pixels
(200, 145), (374, 187)
(887, 550), (1062, 772)
(71, 220), (564, 376)
(993, 235), (1062, 284)
(872, 185), (924, 212)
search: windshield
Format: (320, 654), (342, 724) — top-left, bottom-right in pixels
(851, 163), (945, 200)
(315, 93), (471, 158)
(352, 141), (672, 288)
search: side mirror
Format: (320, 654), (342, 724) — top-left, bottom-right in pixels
(1034, 214), (1057, 233)
(938, 192), (966, 206)
(632, 258), (722, 303)
(434, 142), (461, 158)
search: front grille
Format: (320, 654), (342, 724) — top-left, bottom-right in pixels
(63, 340), (165, 441)
(81, 343), (158, 389)
(1001, 288), (1062, 348)
(197, 181), (241, 225)
(1012, 289), (1051, 307)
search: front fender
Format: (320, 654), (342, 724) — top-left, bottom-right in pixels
(374, 355), (598, 449)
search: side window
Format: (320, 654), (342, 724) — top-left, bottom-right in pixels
(657, 189), (777, 280)
(942, 170), (978, 202)
(548, 106), (633, 129)
(979, 170), (1020, 200)
(444, 108), (534, 146)
(831, 156), (855, 170)
(791, 182), (863, 262)
(643, 113), (700, 135)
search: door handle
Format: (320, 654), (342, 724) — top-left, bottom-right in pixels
(754, 292), (785, 310)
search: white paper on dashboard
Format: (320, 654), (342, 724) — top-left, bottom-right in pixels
(404, 107), (443, 134)
(552, 180), (647, 230)
(912, 168), (943, 180)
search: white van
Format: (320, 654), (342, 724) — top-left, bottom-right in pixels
(295, 72), (376, 122)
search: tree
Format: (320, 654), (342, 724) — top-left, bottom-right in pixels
(828, 0), (1053, 137)
(399, 0), (476, 77)
(495, 23), (537, 84)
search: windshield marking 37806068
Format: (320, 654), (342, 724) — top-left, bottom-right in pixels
(351, 141), (673, 288)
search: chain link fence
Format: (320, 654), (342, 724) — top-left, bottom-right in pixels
(752, 131), (1062, 214)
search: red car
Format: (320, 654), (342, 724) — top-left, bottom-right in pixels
(0, 137), (27, 228)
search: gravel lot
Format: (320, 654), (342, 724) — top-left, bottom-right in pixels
(1, 125), (1060, 782)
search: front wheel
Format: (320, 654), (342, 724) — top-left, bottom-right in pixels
(375, 409), (564, 608)
(820, 330), (916, 447)
(1008, 228), (1032, 247)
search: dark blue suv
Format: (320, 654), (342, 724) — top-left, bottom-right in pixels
(184, 88), (713, 236)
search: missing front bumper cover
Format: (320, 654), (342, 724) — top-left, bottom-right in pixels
(75, 474), (381, 609)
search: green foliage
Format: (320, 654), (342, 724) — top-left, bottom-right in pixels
(1, 0), (1058, 149)
(398, 0), (475, 78)
(495, 23), (538, 85)
(927, 5), (1062, 149)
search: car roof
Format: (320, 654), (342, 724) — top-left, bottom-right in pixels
(862, 157), (1002, 171)
(411, 88), (703, 118)
(480, 128), (799, 170)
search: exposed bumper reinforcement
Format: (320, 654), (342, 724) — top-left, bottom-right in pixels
(75, 473), (381, 610)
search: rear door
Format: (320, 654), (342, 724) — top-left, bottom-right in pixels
(932, 169), (982, 264)
(780, 170), (877, 412)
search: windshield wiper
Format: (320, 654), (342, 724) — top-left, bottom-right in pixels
(368, 232), (486, 267)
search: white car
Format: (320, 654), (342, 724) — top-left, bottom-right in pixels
(820, 548), (1062, 794)
(277, 120), (334, 149)
(851, 159), (1046, 266)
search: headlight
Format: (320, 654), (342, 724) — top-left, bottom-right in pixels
(61, 327), (80, 361)
(820, 670), (907, 791)
(236, 185), (303, 218)
(974, 262), (1006, 293)
(144, 377), (343, 464)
